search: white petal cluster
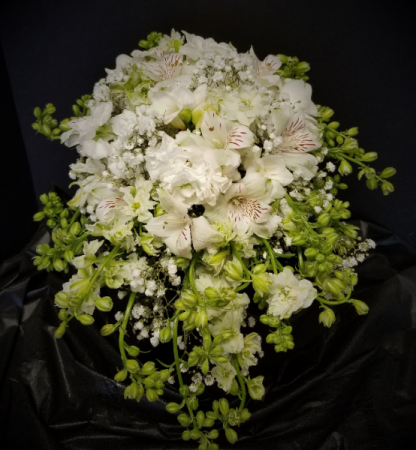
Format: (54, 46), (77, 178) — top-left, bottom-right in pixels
(63, 30), (321, 260)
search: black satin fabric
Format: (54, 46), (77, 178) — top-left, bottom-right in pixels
(1, 221), (415, 450)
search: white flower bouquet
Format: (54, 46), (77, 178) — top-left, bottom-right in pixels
(31, 30), (395, 449)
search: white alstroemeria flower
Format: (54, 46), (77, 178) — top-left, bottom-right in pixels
(267, 268), (317, 319)
(68, 175), (115, 209)
(279, 79), (318, 117)
(244, 153), (294, 199)
(149, 83), (207, 129)
(282, 152), (319, 180)
(201, 111), (254, 151)
(250, 48), (282, 88)
(145, 53), (184, 82)
(179, 31), (236, 60)
(211, 361), (237, 392)
(61, 101), (113, 148)
(268, 104), (321, 154)
(145, 189), (193, 259)
(204, 175), (280, 238)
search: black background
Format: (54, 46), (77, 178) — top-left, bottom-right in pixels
(1, 0), (416, 263)
(1, 2), (416, 449)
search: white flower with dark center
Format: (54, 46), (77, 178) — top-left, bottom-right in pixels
(204, 175), (280, 238)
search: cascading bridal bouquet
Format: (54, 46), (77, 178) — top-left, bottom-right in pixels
(31, 30), (395, 449)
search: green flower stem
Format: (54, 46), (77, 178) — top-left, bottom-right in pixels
(259, 237), (282, 274)
(173, 315), (197, 428)
(236, 282), (250, 292)
(232, 355), (246, 412)
(68, 208), (80, 227)
(230, 242), (252, 280)
(189, 252), (203, 302)
(119, 291), (137, 364)
(297, 248), (304, 272)
(317, 295), (349, 306)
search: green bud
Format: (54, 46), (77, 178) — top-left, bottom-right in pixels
(42, 124), (52, 137)
(338, 159), (352, 176)
(219, 398), (229, 415)
(182, 430), (191, 441)
(126, 345), (140, 357)
(58, 309), (68, 321)
(146, 388), (158, 402)
(327, 121), (340, 129)
(166, 402), (182, 414)
(159, 369), (170, 382)
(100, 324), (116, 336)
(94, 296), (114, 312)
(195, 310), (208, 328)
(179, 385), (190, 397)
(53, 258), (65, 272)
(159, 326), (172, 343)
(317, 213), (331, 226)
(208, 249), (229, 266)
(260, 314), (280, 327)
(224, 261), (243, 281)
(175, 257), (189, 268)
(78, 314), (94, 325)
(189, 428), (201, 440)
(304, 247), (319, 259)
(351, 299), (369, 315)
(32, 122), (40, 131)
(196, 410), (205, 428)
(381, 181), (394, 195)
(319, 307), (336, 327)
(341, 137), (358, 151)
(380, 167), (396, 179)
(69, 222), (81, 236)
(33, 212), (45, 222)
(72, 105), (81, 116)
(204, 287), (219, 299)
(54, 323), (66, 339)
(140, 361), (156, 375)
(46, 219), (56, 228)
(124, 383), (140, 400)
(361, 152), (378, 162)
(177, 413), (191, 427)
(251, 273), (271, 297)
(55, 291), (69, 308)
(188, 395), (198, 410)
(247, 376), (265, 400)
(34, 107), (42, 119)
(345, 127), (359, 136)
(178, 108), (192, 125)
(207, 429), (219, 439)
(240, 408), (251, 422)
(126, 359), (140, 373)
(225, 428), (238, 445)
(201, 358), (209, 375)
(181, 291), (198, 308)
(366, 178), (378, 190)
